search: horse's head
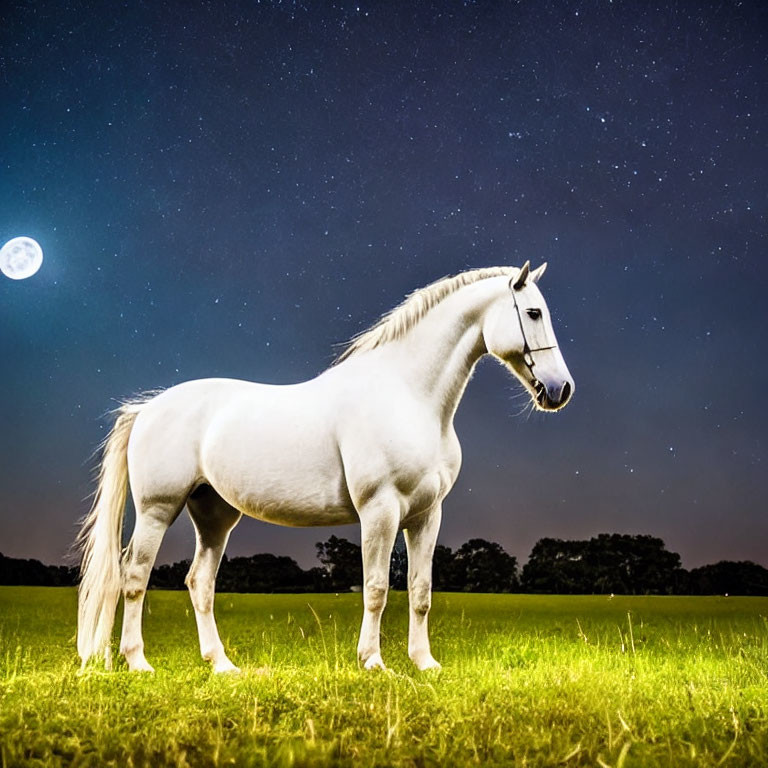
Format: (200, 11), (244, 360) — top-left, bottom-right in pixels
(483, 261), (574, 412)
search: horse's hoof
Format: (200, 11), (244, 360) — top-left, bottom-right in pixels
(362, 653), (387, 671)
(412, 653), (441, 671)
(128, 660), (155, 673)
(213, 661), (241, 674)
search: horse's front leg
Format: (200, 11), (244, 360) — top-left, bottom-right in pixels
(403, 505), (442, 670)
(357, 493), (399, 670)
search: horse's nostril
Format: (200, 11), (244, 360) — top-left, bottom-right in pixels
(560, 381), (572, 404)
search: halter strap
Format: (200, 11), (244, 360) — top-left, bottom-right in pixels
(510, 287), (558, 378)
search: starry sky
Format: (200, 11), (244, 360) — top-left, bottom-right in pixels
(1, 0), (766, 571)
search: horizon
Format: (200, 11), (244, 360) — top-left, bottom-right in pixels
(1, 1), (766, 571)
(2, 525), (763, 574)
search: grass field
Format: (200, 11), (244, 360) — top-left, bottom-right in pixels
(1, 587), (766, 767)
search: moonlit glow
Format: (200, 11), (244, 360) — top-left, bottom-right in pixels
(0, 236), (44, 280)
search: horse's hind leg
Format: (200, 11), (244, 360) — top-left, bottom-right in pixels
(120, 501), (182, 671)
(185, 485), (241, 673)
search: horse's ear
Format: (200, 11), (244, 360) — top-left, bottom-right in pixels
(512, 261), (530, 291)
(531, 262), (547, 283)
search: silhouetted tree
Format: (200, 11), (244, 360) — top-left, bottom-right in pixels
(217, 553), (316, 592)
(315, 535), (363, 590)
(148, 553), (329, 592)
(522, 534), (683, 594)
(150, 559), (190, 589)
(432, 544), (457, 590)
(521, 538), (588, 593)
(389, 533), (408, 590)
(688, 561), (768, 596)
(452, 538), (518, 592)
(0, 553), (77, 587)
(584, 534), (683, 595)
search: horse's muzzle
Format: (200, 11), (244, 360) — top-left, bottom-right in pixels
(535, 379), (573, 410)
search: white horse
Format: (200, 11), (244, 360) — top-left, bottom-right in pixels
(77, 262), (573, 673)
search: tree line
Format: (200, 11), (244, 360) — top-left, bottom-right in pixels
(2, 532), (767, 595)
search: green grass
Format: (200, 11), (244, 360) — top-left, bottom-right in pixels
(1, 588), (767, 767)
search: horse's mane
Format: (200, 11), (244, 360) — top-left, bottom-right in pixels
(334, 266), (518, 364)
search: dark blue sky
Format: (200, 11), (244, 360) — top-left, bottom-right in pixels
(1, 0), (766, 570)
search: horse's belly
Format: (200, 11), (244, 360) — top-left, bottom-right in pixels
(208, 467), (358, 527)
(207, 455), (357, 526)
(201, 413), (356, 527)
(247, 501), (358, 527)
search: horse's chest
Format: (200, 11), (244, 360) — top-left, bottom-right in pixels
(398, 469), (450, 519)
(345, 429), (459, 516)
(401, 435), (460, 515)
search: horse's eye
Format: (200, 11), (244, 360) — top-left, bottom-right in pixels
(526, 308), (542, 320)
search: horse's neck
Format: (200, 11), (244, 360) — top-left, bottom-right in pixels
(382, 279), (503, 426)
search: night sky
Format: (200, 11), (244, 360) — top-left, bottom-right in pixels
(1, 1), (766, 571)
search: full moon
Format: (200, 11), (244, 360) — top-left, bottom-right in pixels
(0, 237), (44, 280)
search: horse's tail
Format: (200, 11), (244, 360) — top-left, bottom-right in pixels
(76, 400), (147, 669)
